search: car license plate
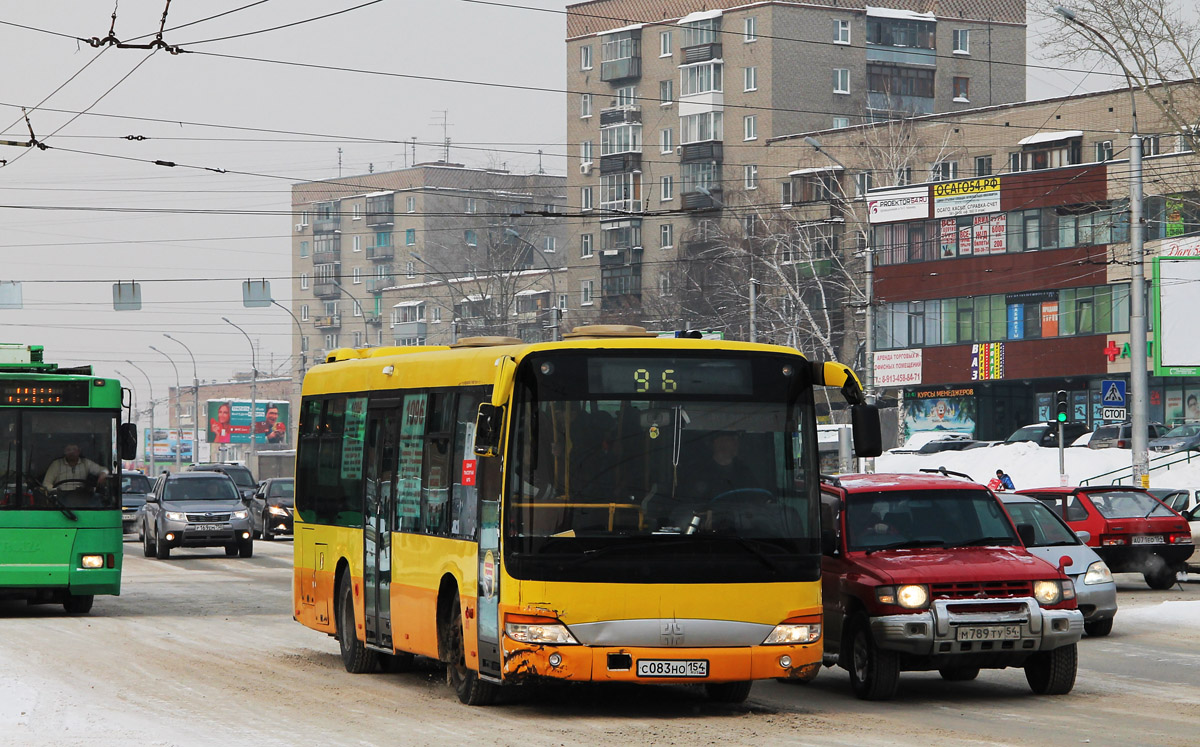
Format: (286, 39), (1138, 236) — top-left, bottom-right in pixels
(191, 523), (225, 532)
(956, 625), (1021, 641)
(1132, 535), (1164, 544)
(636, 659), (708, 678)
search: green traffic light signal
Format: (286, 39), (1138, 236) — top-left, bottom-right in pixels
(1056, 411), (1068, 422)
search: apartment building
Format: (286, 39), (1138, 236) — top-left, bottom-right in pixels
(291, 163), (567, 364)
(768, 82), (1200, 440)
(565, 0), (1026, 328)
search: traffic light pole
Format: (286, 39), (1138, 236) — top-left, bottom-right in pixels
(1058, 421), (1065, 484)
(1056, 389), (1069, 485)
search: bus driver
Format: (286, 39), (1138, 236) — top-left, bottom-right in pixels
(42, 444), (109, 494)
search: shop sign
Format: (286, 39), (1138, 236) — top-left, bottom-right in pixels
(933, 177), (1001, 218)
(1103, 339), (1153, 362)
(874, 349), (922, 386)
(1156, 233), (1200, 257)
(970, 342), (1004, 381)
(867, 186), (930, 224)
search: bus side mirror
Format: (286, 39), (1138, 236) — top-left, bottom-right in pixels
(851, 404), (882, 458)
(474, 404), (504, 457)
(118, 423), (138, 461)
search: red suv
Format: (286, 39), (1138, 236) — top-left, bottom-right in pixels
(1015, 486), (1193, 589)
(815, 472), (1083, 700)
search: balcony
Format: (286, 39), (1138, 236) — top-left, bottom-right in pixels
(367, 277), (394, 294)
(866, 45), (936, 67)
(681, 42), (721, 64)
(313, 248), (341, 264)
(681, 189), (721, 210)
(601, 56), (641, 82)
(600, 106), (641, 127)
(366, 245), (394, 261)
(313, 217), (339, 234)
(314, 314), (341, 330)
(680, 141), (723, 163)
(866, 91), (934, 116)
(600, 198), (643, 215)
(599, 246), (642, 266)
(366, 212), (394, 227)
(313, 282), (341, 299)
(365, 315), (383, 326)
(600, 152), (642, 174)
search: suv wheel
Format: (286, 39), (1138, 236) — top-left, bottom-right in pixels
(1025, 643), (1077, 695)
(142, 523), (156, 558)
(238, 537), (254, 558)
(155, 530), (171, 560)
(847, 616), (900, 701)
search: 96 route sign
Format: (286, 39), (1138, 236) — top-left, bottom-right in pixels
(1102, 407), (1127, 421)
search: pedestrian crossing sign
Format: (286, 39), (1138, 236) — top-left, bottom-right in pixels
(1101, 380), (1126, 408)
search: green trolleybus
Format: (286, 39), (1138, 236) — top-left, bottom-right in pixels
(0, 344), (137, 614)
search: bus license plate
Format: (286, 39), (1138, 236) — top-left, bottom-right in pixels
(191, 524), (225, 532)
(956, 625), (1021, 641)
(636, 659), (708, 678)
(1132, 535), (1164, 544)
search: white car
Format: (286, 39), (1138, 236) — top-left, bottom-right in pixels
(1148, 488), (1200, 570)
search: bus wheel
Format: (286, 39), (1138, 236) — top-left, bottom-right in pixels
(705, 680), (753, 704)
(445, 594), (499, 706)
(337, 571), (378, 674)
(63, 594), (94, 614)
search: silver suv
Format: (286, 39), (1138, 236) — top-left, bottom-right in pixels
(141, 472), (253, 559)
(1088, 422), (1167, 449)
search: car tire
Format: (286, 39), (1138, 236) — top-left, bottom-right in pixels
(143, 524), (156, 558)
(444, 593), (499, 706)
(1084, 617), (1114, 637)
(225, 544), (239, 557)
(938, 667), (980, 681)
(705, 681), (753, 704)
(337, 570), (379, 674)
(1025, 643), (1078, 695)
(1145, 565), (1177, 590)
(847, 616), (900, 701)
(63, 594), (94, 614)
(262, 514), (274, 541)
(238, 538), (254, 558)
(155, 532), (170, 560)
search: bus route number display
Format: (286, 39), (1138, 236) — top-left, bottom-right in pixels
(0, 380), (90, 406)
(588, 358), (752, 396)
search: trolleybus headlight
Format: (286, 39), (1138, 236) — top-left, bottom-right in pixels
(1083, 561), (1113, 585)
(165, 511), (186, 521)
(763, 622), (821, 645)
(268, 506), (290, 516)
(1033, 580), (1063, 605)
(81, 554), (104, 569)
(505, 617), (579, 645)
(231, 510), (249, 520)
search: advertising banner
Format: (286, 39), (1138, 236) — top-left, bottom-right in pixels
(989, 213), (1007, 254)
(144, 428), (195, 462)
(939, 219), (958, 258)
(958, 225), (972, 256)
(972, 215), (990, 255)
(874, 349), (922, 387)
(901, 391), (977, 442)
(206, 400), (289, 445)
(868, 186), (930, 224)
(971, 342), (1005, 381)
(933, 177), (1001, 218)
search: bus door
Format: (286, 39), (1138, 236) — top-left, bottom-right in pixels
(363, 401), (400, 649)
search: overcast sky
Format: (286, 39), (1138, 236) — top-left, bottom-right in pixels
(0, 0), (1120, 416)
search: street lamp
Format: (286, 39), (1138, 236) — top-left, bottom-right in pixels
(125, 360), (155, 475)
(270, 299), (307, 376)
(222, 317), (258, 467)
(804, 136), (874, 405)
(163, 333), (200, 466)
(149, 345), (183, 473)
(1055, 6), (1149, 485)
(505, 228), (561, 341)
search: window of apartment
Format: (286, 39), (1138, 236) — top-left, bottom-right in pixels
(1009, 152), (1022, 172)
(660, 79), (674, 105)
(581, 187), (594, 211)
(301, 304), (309, 321)
(867, 18), (935, 49)
(867, 64), (934, 97)
(350, 235), (360, 252)
(581, 140), (594, 164)
(744, 164), (759, 189)
(661, 175), (674, 201)
(300, 211), (309, 226)
(1142, 136), (1161, 156)
(660, 30), (672, 57)
(406, 196), (416, 213)
(782, 180), (793, 205)
(403, 261), (414, 278)
(680, 111), (723, 143)
(953, 76), (970, 102)
(544, 236), (557, 253)
(465, 229), (477, 246)
(975, 155), (992, 176)
(581, 93), (592, 118)
(351, 203), (362, 221)
(1019, 138), (1082, 170)
(581, 44), (593, 70)
(953, 29), (970, 54)
(660, 223), (674, 248)
(834, 19), (851, 44)
(353, 300), (363, 317)
(744, 66), (757, 92)
(580, 233), (593, 258)
(854, 171), (873, 198)
(895, 167), (913, 186)
(300, 273), (309, 290)
(299, 240), (309, 258)
(744, 16), (757, 42)
(600, 172), (642, 211)
(1096, 140), (1114, 161)
(601, 123), (642, 155)
(324, 334), (339, 349)
(405, 229), (416, 245)
(791, 172), (839, 203)
(681, 62), (723, 96)
(833, 116), (850, 129)
(681, 161), (719, 194)
(659, 274), (672, 295)
(682, 18), (717, 47)
(465, 198), (477, 214)
(834, 68), (850, 94)
(660, 128), (673, 154)
(743, 115), (758, 141)
(616, 86), (636, 107)
(931, 161), (958, 181)
(581, 280), (594, 306)
(352, 267), (362, 284)
(374, 230), (392, 248)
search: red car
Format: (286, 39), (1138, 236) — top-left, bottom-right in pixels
(1015, 486), (1193, 589)
(815, 472), (1083, 700)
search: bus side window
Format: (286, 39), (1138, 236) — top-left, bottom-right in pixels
(422, 392), (453, 536)
(450, 392), (483, 538)
(396, 393), (427, 533)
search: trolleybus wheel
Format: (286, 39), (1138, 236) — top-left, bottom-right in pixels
(63, 594), (94, 614)
(445, 593), (499, 706)
(337, 570), (378, 674)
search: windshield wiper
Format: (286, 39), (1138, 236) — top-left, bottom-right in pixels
(953, 536), (1017, 547)
(564, 539), (676, 566)
(45, 491), (78, 522)
(865, 539), (944, 554)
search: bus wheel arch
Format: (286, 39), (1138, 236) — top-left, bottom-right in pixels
(334, 561), (377, 674)
(437, 573), (498, 705)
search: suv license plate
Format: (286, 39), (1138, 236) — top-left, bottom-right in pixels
(636, 659), (708, 678)
(191, 524), (225, 532)
(956, 625), (1021, 641)
(1132, 535), (1164, 544)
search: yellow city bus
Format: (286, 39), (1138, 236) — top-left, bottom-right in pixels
(293, 325), (880, 705)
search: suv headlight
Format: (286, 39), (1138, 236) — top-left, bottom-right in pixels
(165, 511), (187, 521)
(231, 510), (248, 520)
(504, 620), (579, 645)
(1033, 580), (1063, 605)
(763, 622), (821, 645)
(877, 584), (929, 609)
(1083, 561), (1113, 585)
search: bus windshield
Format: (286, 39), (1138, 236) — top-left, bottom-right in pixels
(505, 351), (819, 584)
(0, 409), (119, 511)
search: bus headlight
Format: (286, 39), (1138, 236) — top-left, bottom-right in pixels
(1083, 561), (1113, 585)
(505, 620), (579, 645)
(1034, 580), (1063, 605)
(763, 622), (821, 645)
(81, 554), (104, 569)
(165, 511), (186, 521)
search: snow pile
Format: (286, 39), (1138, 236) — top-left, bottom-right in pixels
(1116, 600), (1200, 626)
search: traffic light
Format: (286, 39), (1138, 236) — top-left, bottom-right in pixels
(1055, 390), (1069, 423)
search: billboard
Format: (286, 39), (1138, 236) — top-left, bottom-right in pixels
(144, 428), (195, 462)
(1153, 257), (1200, 376)
(207, 400), (289, 445)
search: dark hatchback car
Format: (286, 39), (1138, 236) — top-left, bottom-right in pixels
(249, 477), (294, 540)
(120, 469), (153, 534)
(1005, 422), (1091, 448)
(142, 472), (254, 559)
(188, 462), (257, 499)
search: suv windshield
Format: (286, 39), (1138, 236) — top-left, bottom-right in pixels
(122, 474), (152, 494)
(1004, 501), (1079, 546)
(845, 489), (1018, 552)
(165, 477), (240, 502)
(1087, 490), (1174, 519)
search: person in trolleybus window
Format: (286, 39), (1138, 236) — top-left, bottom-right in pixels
(42, 443), (108, 494)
